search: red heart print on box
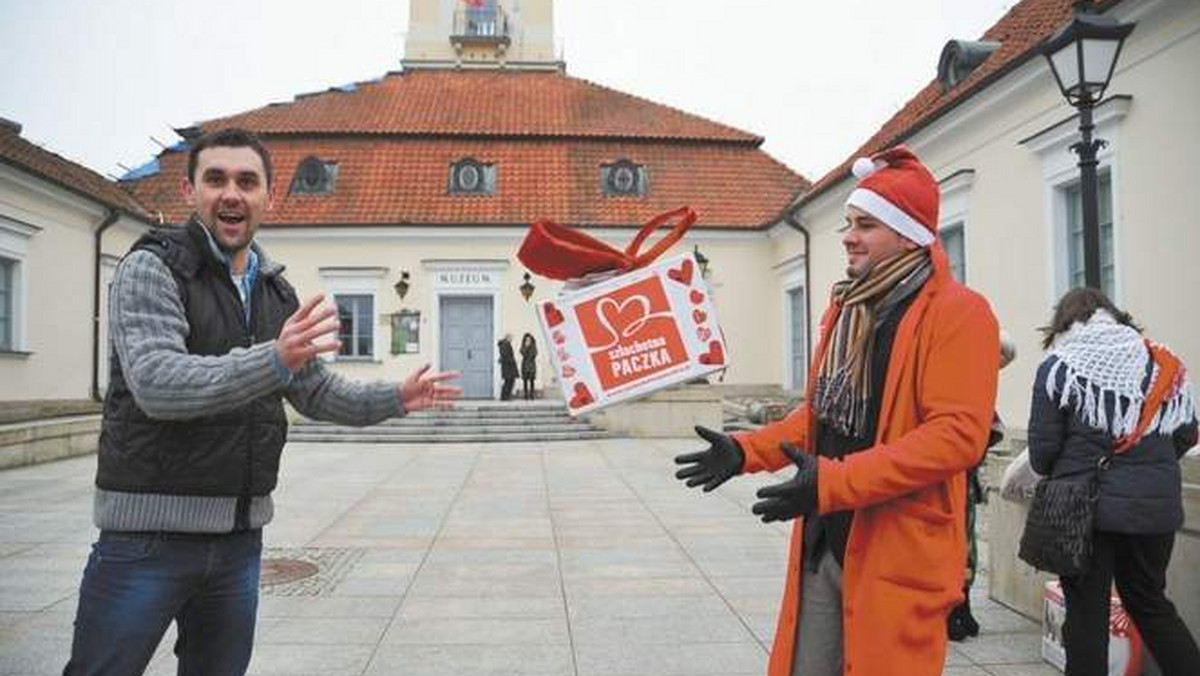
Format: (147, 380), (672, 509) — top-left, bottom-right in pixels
(689, 290), (704, 305)
(699, 340), (725, 365)
(692, 309), (707, 324)
(697, 327), (711, 342)
(562, 365), (576, 378)
(667, 259), (694, 286)
(552, 330), (566, 345)
(544, 302), (564, 328)
(569, 382), (594, 409)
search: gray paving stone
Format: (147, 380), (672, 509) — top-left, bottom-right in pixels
(383, 616), (569, 644)
(364, 643), (574, 676)
(245, 643), (376, 676)
(398, 595), (564, 620)
(261, 616), (391, 645)
(574, 640), (766, 675)
(954, 631), (1046, 665)
(571, 611), (755, 646)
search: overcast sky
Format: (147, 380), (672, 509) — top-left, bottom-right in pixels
(0, 0), (1015, 183)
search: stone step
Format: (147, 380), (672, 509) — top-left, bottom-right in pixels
(286, 429), (611, 443)
(289, 422), (600, 435)
(297, 415), (581, 428)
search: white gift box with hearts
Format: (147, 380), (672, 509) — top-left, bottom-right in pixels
(1042, 580), (1151, 675)
(536, 252), (727, 416)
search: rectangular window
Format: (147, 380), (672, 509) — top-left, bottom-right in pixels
(335, 294), (374, 358)
(1065, 173), (1114, 297)
(941, 222), (966, 283)
(0, 257), (13, 350)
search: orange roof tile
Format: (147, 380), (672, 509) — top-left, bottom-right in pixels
(127, 70), (809, 230)
(202, 70), (761, 143)
(0, 122), (152, 220)
(130, 137), (806, 229)
(801, 0), (1116, 203)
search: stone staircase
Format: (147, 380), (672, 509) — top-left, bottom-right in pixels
(286, 399), (611, 444)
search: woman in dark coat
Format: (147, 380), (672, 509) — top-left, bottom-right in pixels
(497, 334), (518, 400)
(1027, 287), (1198, 676)
(520, 333), (537, 400)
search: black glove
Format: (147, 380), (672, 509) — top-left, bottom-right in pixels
(751, 443), (818, 523)
(674, 425), (745, 492)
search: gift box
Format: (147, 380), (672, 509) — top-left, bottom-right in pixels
(536, 252), (726, 416)
(1042, 580), (1155, 675)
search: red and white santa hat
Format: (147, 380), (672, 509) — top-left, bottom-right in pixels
(845, 145), (938, 247)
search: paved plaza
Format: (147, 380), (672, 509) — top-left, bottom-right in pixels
(0, 438), (1057, 675)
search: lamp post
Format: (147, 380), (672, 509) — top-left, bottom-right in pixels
(519, 272), (535, 302)
(1040, 1), (1134, 290)
(693, 245), (709, 278)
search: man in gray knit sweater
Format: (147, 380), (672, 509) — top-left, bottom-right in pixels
(63, 128), (460, 676)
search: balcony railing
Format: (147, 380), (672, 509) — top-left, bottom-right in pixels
(452, 5), (510, 44)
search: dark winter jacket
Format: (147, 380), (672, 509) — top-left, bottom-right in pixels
(498, 338), (518, 379)
(1027, 355), (1198, 534)
(520, 342), (537, 379)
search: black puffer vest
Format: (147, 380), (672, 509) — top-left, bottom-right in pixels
(98, 219), (299, 505)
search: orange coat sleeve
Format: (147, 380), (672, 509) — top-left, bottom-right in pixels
(731, 404), (811, 473)
(817, 290), (999, 512)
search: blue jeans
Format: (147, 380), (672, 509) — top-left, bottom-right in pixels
(63, 529), (263, 676)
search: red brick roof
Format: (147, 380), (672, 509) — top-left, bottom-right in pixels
(131, 137), (805, 228)
(0, 123), (152, 220)
(801, 0), (1114, 203)
(128, 70), (808, 229)
(203, 70), (761, 143)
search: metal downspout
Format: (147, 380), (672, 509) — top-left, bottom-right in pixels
(782, 211), (812, 389)
(91, 209), (120, 401)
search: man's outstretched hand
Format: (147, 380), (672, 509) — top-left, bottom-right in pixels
(276, 294), (342, 372)
(751, 443), (818, 523)
(674, 425), (745, 492)
(400, 364), (462, 412)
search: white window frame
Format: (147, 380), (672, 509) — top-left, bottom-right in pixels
(0, 216), (38, 354)
(1022, 96), (1129, 307)
(938, 170), (974, 285)
(318, 267), (388, 362)
(775, 253), (808, 394)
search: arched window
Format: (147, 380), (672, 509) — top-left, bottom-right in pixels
(449, 158), (497, 194)
(289, 157), (337, 194)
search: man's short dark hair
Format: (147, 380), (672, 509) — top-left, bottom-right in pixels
(187, 128), (274, 187)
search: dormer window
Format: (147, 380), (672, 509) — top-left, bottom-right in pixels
(289, 157), (337, 195)
(937, 40), (1001, 91)
(449, 158), (496, 194)
(601, 160), (647, 196)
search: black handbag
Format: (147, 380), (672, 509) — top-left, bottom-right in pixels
(1018, 341), (1181, 577)
(1017, 461), (1104, 576)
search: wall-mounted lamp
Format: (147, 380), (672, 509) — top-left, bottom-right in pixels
(519, 272), (536, 302)
(693, 245), (710, 278)
(393, 270), (411, 300)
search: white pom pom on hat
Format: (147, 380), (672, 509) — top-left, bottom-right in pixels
(851, 157), (880, 180)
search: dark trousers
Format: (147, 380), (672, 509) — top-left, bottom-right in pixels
(63, 529), (263, 676)
(1061, 531), (1199, 676)
(522, 376), (535, 400)
(500, 377), (516, 400)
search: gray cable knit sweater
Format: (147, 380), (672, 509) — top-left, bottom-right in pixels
(95, 237), (404, 533)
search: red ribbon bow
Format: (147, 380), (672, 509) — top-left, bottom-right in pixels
(517, 207), (697, 281)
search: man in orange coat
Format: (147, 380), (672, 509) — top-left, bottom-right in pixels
(675, 145), (999, 676)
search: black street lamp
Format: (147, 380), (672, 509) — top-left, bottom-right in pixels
(1040, 2), (1134, 290)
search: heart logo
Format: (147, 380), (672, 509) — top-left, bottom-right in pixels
(689, 290), (704, 305)
(699, 340), (725, 365)
(544, 302), (564, 328)
(697, 327), (711, 342)
(552, 330), (566, 345)
(667, 259), (694, 286)
(692, 309), (707, 324)
(557, 347), (570, 362)
(569, 382), (594, 409)
(562, 365), (576, 378)
(595, 295), (651, 346)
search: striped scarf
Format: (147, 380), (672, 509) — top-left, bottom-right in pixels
(812, 248), (932, 437)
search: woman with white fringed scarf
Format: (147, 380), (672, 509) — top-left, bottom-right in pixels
(1027, 287), (1199, 676)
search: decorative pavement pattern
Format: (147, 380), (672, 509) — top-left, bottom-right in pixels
(0, 438), (1059, 675)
